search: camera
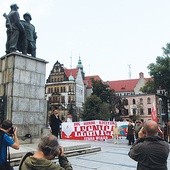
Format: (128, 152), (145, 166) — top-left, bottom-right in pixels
(8, 126), (16, 135)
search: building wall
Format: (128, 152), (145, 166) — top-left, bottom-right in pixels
(123, 94), (157, 121)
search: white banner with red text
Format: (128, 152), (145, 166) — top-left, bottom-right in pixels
(61, 120), (128, 140)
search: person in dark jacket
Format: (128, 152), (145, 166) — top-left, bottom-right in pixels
(19, 134), (73, 170)
(49, 110), (62, 138)
(128, 120), (169, 170)
(127, 120), (135, 145)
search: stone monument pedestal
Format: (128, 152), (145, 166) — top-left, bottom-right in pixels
(0, 52), (48, 138)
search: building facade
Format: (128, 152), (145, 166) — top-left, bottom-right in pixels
(45, 59), (165, 122)
(45, 60), (84, 121)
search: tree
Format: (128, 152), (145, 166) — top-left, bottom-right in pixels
(82, 95), (110, 121)
(91, 79), (125, 120)
(91, 79), (110, 102)
(147, 43), (170, 97)
(142, 43), (170, 123)
(140, 80), (156, 94)
(68, 101), (76, 122)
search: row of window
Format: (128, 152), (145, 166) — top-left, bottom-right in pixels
(47, 86), (74, 93)
(132, 108), (152, 115)
(50, 77), (63, 82)
(49, 96), (75, 103)
(125, 97), (152, 105)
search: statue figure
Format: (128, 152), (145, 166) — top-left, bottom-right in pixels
(21, 13), (37, 57)
(3, 4), (25, 54)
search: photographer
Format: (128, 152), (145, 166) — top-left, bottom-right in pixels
(19, 134), (73, 170)
(0, 119), (20, 169)
(128, 120), (169, 170)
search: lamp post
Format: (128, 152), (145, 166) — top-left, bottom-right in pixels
(159, 98), (163, 125)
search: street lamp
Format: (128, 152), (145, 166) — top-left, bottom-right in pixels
(159, 98), (163, 125)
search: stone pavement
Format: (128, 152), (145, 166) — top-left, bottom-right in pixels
(12, 137), (170, 170)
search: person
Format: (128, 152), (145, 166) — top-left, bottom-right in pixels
(128, 120), (169, 170)
(134, 121), (142, 140)
(0, 119), (20, 169)
(112, 122), (120, 144)
(49, 110), (62, 138)
(127, 120), (135, 145)
(4, 4), (25, 54)
(19, 134), (73, 170)
(20, 12), (37, 57)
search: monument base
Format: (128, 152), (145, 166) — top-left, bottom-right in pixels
(0, 52), (48, 138)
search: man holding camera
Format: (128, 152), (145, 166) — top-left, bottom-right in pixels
(128, 120), (169, 170)
(0, 119), (20, 169)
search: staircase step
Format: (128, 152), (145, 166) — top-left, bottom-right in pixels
(10, 142), (101, 167)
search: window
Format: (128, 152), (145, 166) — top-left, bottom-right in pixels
(140, 98), (143, 104)
(147, 97), (151, 104)
(48, 88), (50, 93)
(133, 99), (136, 104)
(140, 108), (144, 115)
(57, 87), (59, 92)
(123, 99), (128, 105)
(148, 108), (151, 115)
(61, 96), (65, 103)
(133, 108), (136, 115)
(69, 86), (71, 92)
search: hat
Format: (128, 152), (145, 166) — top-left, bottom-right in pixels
(23, 12), (32, 20)
(10, 4), (19, 9)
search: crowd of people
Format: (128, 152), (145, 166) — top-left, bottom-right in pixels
(0, 117), (170, 170)
(112, 119), (170, 169)
(125, 119), (170, 144)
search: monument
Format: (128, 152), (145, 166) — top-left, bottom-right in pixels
(0, 4), (48, 140)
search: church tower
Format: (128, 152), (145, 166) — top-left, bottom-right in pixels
(76, 56), (85, 80)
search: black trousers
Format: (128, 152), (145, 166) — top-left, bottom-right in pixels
(128, 135), (134, 145)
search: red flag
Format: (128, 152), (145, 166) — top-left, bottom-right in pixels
(151, 102), (158, 122)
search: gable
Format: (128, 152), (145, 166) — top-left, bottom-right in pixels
(64, 68), (78, 79)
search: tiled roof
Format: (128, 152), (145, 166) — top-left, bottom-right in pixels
(84, 75), (102, 88)
(64, 68), (78, 79)
(108, 79), (139, 92)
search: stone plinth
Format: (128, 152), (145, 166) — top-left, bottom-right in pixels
(0, 52), (48, 137)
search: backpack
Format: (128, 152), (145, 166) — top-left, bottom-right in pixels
(19, 152), (34, 170)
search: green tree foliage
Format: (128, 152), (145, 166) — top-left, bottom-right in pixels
(82, 95), (110, 121)
(147, 43), (170, 97)
(140, 80), (156, 94)
(91, 79), (124, 113)
(91, 79), (110, 102)
(82, 78), (125, 121)
(140, 43), (170, 97)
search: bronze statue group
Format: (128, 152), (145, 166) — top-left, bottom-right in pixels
(3, 4), (37, 57)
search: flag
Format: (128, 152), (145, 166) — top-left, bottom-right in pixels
(151, 102), (158, 122)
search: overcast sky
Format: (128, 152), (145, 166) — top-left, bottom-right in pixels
(1, 0), (170, 81)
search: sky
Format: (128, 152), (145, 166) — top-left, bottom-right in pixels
(1, 0), (170, 81)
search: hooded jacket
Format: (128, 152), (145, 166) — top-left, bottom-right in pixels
(19, 155), (73, 170)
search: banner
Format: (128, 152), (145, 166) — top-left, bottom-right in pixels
(61, 120), (128, 140)
(151, 102), (158, 122)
